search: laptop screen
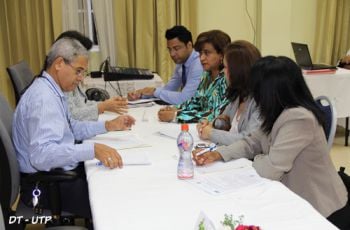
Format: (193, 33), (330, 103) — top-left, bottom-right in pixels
(291, 42), (313, 67)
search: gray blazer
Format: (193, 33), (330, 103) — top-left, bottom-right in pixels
(66, 88), (99, 121)
(217, 107), (347, 217)
(210, 97), (261, 145)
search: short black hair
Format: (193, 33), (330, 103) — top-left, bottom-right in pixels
(55, 30), (93, 50)
(250, 56), (325, 134)
(165, 25), (192, 44)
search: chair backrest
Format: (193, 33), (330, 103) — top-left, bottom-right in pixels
(315, 96), (337, 151)
(0, 93), (20, 210)
(0, 203), (6, 230)
(6, 60), (35, 104)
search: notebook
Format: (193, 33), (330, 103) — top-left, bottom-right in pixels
(291, 42), (337, 70)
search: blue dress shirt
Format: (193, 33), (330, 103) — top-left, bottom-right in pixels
(153, 50), (203, 105)
(12, 71), (107, 173)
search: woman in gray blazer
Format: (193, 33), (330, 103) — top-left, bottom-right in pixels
(193, 56), (349, 229)
(196, 41), (261, 146)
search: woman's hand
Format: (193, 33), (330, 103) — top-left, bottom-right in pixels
(197, 119), (213, 140)
(158, 106), (177, 122)
(192, 149), (222, 166)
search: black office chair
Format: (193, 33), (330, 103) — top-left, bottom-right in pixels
(0, 203), (6, 230)
(6, 60), (35, 104)
(0, 93), (86, 230)
(315, 96), (337, 152)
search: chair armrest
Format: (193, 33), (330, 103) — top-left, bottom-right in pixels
(21, 168), (78, 184)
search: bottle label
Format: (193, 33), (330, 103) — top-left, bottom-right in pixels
(178, 139), (192, 151)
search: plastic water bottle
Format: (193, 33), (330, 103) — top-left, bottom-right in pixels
(177, 124), (194, 179)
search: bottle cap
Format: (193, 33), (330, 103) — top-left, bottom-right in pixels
(181, 123), (189, 131)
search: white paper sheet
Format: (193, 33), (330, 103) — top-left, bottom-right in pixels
(128, 102), (155, 108)
(195, 158), (252, 174)
(84, 132), (151, 150)
(188, 162), (264, 195)
(128, 98), (157, 104)
(157, 123), (201, 142)
(119, 149), (151, 165)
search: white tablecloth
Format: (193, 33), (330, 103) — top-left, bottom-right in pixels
(304, 68), (350, 118)
(84, 106), (337, 230)
(81, 74), (164, 98)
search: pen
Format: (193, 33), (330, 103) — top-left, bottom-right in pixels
(195, 145), (217, 157)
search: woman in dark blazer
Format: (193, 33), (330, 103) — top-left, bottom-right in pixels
(193, 56), (349, 229)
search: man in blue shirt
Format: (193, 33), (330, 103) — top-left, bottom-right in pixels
(128, 25), (203, 105)
(13, 37), (135, 218)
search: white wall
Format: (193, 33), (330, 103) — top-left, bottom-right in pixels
(196, 0), (318, 59)
(260, 0), (292, 56)
(290, 0), (318, 57)
(196, 0), (257, 45)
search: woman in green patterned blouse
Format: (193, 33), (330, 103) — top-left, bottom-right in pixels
(158, 30), (231, 123)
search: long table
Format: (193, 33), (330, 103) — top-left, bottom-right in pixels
(304, 68), (350, 118)
(304, 68), (350, 146)
(84, 105), (337, 230)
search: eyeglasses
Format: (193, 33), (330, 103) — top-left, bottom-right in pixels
(65, 61), (89, 78)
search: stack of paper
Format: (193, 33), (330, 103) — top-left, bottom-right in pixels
(128, 98), (156, 108)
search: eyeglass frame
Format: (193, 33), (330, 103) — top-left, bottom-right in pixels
(63, 59), (89, 78)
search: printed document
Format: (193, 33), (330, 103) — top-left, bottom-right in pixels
(188, 159), (265, 195)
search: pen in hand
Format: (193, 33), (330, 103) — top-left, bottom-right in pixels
(195, 144), (217, 157)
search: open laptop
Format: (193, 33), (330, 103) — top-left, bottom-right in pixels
(291, 42), (337, 70)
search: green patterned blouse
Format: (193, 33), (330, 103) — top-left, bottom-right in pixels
(176, 71), (229, 123)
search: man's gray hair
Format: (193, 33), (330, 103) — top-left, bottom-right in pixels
(46, 38), (88, 68)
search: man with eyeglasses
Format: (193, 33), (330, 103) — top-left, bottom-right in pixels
(12, 38), (135, 219)
(128, 25), (203, 105)
(56, 30), (128, 121)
